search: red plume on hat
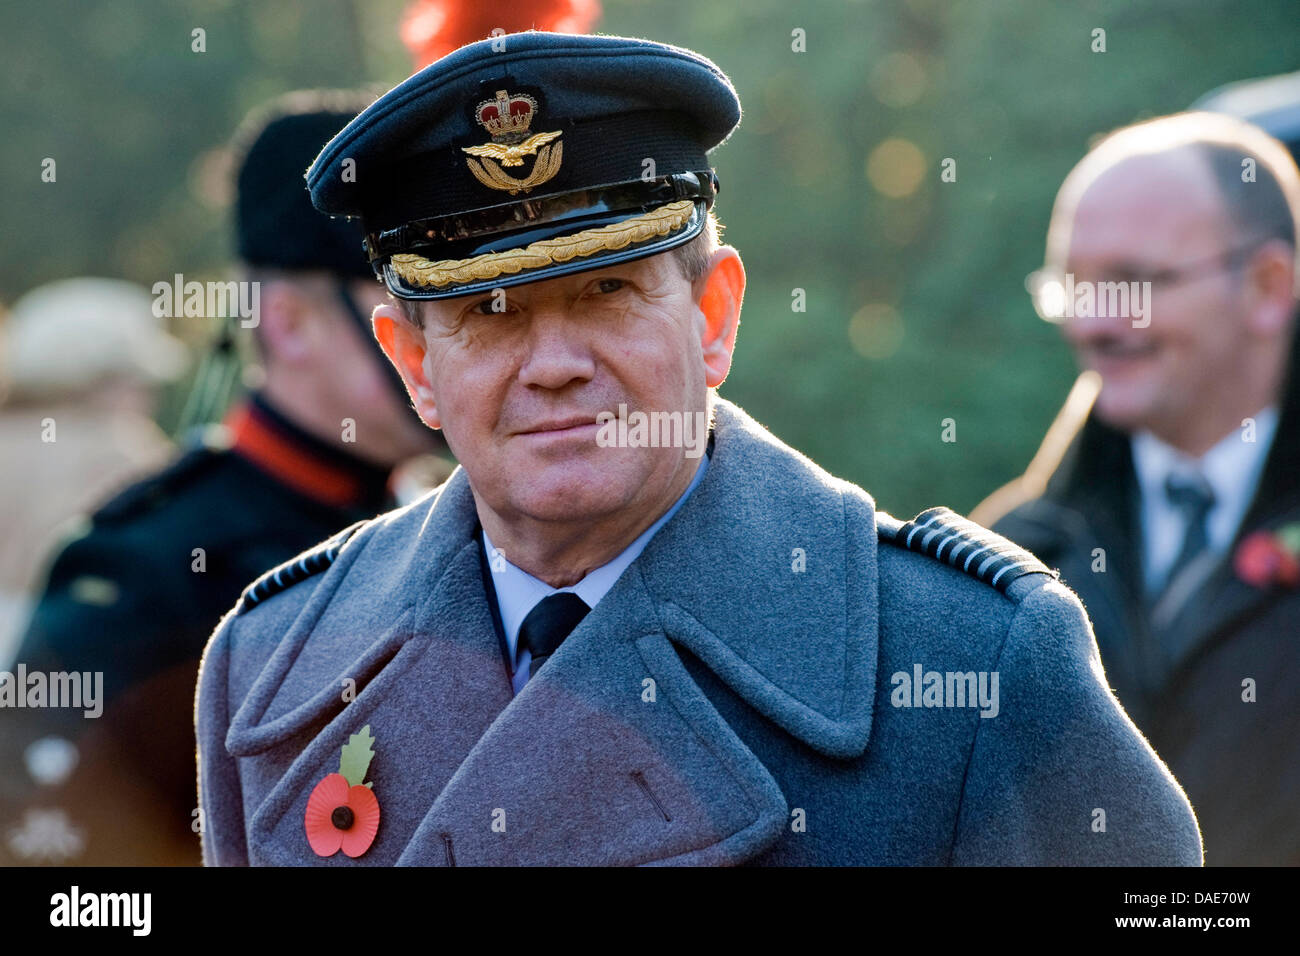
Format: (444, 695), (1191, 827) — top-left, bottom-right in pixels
(400, 0), (602, 70)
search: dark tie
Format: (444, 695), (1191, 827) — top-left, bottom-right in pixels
(1161, 472), (1216, 594)
(517, 592), (591, 679)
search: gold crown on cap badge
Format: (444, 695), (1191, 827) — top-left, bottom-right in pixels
(461, 89), (563, 193)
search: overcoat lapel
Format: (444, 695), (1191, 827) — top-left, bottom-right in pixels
(230, 539), (517, 864)
(223, 471), (512, 864)
(397, 561), (790, 865)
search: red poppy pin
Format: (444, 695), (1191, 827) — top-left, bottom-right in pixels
(1234, 525), (1300, 590)
(305, 725), (381, 858)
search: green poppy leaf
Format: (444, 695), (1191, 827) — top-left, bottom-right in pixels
(339, 724), (376, 788)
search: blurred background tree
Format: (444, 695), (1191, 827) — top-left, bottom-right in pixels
(1, 0), (1295, 515)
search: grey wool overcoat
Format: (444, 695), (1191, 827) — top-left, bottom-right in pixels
(196, 399), (1202, 866)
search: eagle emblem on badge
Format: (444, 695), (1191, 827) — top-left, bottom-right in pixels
(462, 89), (563, 195)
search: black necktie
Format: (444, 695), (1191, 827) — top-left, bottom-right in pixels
(517, 593), (591, 679)
(1161, 472), (1215, 594)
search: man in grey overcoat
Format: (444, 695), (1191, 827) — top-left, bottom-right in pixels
(196, 31), (1202, 866)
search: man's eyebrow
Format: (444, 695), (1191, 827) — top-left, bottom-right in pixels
(583, 264), (642, 279)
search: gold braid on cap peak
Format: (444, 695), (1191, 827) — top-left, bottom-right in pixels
(390, 200), (696, 289)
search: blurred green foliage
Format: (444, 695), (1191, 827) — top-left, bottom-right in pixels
(1, 0), (1295, 515)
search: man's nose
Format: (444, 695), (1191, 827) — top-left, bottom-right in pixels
(1062, 285), (1130, 341)
(517, 307), (597, 389)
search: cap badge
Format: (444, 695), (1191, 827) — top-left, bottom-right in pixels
(462, 89), (563, 195)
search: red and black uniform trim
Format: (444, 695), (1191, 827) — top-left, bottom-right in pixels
(224, 393), (392, 512)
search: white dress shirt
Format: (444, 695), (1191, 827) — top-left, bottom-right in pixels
(1130, 406), (1278, 594)
(483, 454), (709, 694)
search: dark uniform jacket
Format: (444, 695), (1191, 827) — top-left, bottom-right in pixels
(0, 393), (391, 865)
(976, 335), (1300, 865)
(197, 399), (1201, 866)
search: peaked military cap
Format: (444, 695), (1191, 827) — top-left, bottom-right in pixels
(305, 31), (741, 300)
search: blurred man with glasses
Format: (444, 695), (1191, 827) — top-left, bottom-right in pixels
(975, 110), (1300, 865)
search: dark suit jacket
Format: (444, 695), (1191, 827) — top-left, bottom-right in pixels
(976, 336), (1300, 865)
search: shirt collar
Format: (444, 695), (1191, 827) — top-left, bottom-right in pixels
(1132, 408), (1278, 506)
(483, 452), (710, 659)
(1131, 406), (1279, 582)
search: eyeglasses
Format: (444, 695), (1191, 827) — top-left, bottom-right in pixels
(1025, 239), (1266, 323)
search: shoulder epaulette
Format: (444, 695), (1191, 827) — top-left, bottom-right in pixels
(237, 519), (368, 613)
(877, 506), (1055, 595)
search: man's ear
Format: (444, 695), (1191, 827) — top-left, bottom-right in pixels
(1242, 239), (1298, 338)
(372, 304), (442, 429)
(255, 280), (316, 364)
(694, 246), (745, 388)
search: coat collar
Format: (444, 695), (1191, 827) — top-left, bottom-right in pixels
(224, 398), (879, 865)
(633, 399), (879, 758)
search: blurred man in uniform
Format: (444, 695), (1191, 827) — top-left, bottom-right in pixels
(0, 278), (183, 664)
(975, 108), (1300, 865)
(1, 91), (445, 866)
(197, 33), (1200, 867)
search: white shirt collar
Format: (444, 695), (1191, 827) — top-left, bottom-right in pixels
(1130, 407), (1278, 591)
(483, 453), (709, 670)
